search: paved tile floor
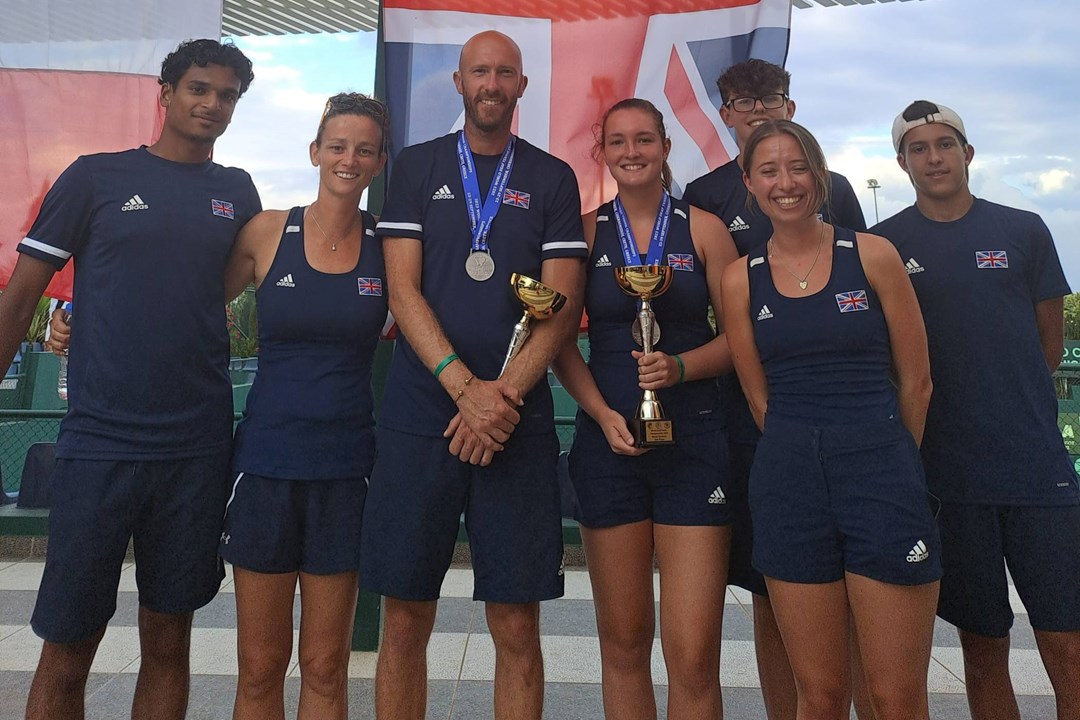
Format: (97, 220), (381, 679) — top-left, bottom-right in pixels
(0, 560), (1057, 719)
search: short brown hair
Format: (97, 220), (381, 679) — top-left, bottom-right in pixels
(716, 59), (790, 105)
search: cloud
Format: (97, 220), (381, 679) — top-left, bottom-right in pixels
(1035, 169), (1074, 195)
(788, 0), (1080, 286)
(214, 32), (377, 212)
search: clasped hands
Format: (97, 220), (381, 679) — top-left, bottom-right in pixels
(443, 377), (522, 467)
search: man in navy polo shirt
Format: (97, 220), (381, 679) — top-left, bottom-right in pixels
(361, 30), (586, 720)
(0, 40), (260, 720)
(874, 100), (1079, 720)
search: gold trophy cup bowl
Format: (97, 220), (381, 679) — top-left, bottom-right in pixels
(614, 264), (675, 447)
(499, 273), (567, 376)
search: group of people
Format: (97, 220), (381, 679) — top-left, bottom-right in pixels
(0, 27), (1075, 720)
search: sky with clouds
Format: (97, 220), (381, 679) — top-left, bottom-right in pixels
(215, 0), (1079, 287)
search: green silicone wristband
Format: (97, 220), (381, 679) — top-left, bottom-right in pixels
(434, 353), (459, 379)
(675, 354), (686, 384)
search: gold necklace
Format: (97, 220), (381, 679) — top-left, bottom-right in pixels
(308, 204), (358, 251)
(769, 222), (825, 291)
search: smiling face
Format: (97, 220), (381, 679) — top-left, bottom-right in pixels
(897, 123), (974, 203)
(159, 63), (241, 147)
(720, 85), (795, 151)
(309, 114), (387, 199)
(601, 107), (671, 192)
(454, 32), (528, 137)
(743, 125), (829, 223)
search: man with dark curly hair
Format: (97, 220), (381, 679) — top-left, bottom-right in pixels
(0, 39), (260, 720)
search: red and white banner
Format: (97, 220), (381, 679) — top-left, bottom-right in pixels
(381, 0), (791, 211)
(0, 0), (222, 299)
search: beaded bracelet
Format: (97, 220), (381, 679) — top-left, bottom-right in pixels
(433, 352), (459, 379)
(674, 354), (686, 384)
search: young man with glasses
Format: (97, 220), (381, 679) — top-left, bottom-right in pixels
(682, 58), (868, 720)
(874, 101), (1080, 720)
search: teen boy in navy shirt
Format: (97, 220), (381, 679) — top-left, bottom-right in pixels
(874, 100), (1079, 720)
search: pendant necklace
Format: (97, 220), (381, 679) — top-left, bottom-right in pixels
(309, 204), (358, 251)
(769, 221), (825, 290)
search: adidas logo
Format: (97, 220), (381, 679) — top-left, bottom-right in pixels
(728, 215), (750, 232)
(708, 486), (727, 505)
(121, 194), (149, 212)
(594, 254), (612, 268)
(906, 540), (929, 563)
(905, 258), (925, 274)
(275, 273), (296, 288)
(756, 305), (773, 321)
(432, 184), (455, 200)
(220, 532), (230, 545)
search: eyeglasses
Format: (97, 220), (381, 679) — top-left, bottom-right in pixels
(725, 93), (788, 113)
(323, 93), (388, 121)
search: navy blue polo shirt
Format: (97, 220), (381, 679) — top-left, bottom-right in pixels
(18, 147), (261, 460)
(376, 134), (587, 437)
(873, 199), (1077, 506)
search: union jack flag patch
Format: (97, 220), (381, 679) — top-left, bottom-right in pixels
(357, 277), (383, 296)
(835, 290), (869, 313)
(502, 189), (530, 209)
(975, 250), (1008, 269)
(667, 253), (694, 271)
(211, 199), (235, 219)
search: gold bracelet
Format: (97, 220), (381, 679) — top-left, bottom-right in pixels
(455, 375), (474, 401)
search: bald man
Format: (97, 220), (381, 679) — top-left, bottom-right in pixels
(360, 31), (587, 719)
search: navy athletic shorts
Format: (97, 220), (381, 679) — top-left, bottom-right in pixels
(726, 440), (768, 595)
(220, 472), (367, 575)
(936, 502), (1080, 637)
(359, 428), (564, 603)
(750, 415), (942, 586)
(31, 453), (230, 643)
(568, 414), (732, 528)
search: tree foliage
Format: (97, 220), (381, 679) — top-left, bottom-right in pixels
(227, 289), (259, 358)
(1065, 293), (1080, 341)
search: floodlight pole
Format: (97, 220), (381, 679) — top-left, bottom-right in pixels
(867, 179), (881, 224)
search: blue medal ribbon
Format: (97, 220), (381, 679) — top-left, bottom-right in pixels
(456, 131), (517, 253)
(612, 192), (672, 266)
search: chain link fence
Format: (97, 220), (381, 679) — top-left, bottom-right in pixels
(1057, 368), (1080, 475)
(5, 370), (1078, 499)
(1, 411), (63, 498)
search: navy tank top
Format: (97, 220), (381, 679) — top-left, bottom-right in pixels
(233, 206), (388, 479)
(583, 197), (721, 421)
(747, 226), (896, 425)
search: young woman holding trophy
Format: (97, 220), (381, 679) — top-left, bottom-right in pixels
(720, 119), (940, 720)
(553, 98), (738, 719)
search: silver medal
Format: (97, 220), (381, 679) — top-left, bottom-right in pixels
(465, 251), (495, 282)
(631, 315), (661, 347)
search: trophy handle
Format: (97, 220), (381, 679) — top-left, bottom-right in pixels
(638, 300), (657, 354)
(499, 312), (532, 377)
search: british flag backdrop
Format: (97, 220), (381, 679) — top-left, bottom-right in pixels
(381, 0), (791, 212)
(0, 0), (222, 298)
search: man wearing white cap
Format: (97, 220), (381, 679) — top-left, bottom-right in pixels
(873, 100), (1080, 720)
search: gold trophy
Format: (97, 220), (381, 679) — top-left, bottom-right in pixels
(499, 273), (567, 376)
(615, 264), (675, 447)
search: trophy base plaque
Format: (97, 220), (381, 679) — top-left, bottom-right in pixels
(630, 417), (675, 448)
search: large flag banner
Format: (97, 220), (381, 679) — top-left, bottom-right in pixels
(382, 0), (791, 211)
(0, 0), (222, 300)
